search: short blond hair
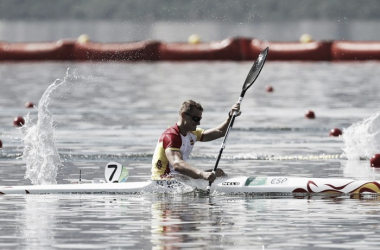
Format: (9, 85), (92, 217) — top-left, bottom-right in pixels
(179, 100), (203, 113)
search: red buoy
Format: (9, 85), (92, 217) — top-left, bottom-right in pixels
(370, 154), (380, 168)
(25, 102), (34, 108)
(0, 140), (2, 148)
(305, 110), (315, 119)
(13, 116), (25, 127)
(329, 128), (342, 137)
(265, 85), (274, 92)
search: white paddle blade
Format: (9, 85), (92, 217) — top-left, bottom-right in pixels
(105, 162), (124, 183)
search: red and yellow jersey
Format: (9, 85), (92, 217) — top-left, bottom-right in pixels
(151, 124), (204, 180)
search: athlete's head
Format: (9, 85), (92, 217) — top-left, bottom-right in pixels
(179, 100), (203, 130)
(179, 100), (203, 114)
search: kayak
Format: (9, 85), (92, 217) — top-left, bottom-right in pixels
(1, 175), (379, 196)
(1, 162), (378, 196)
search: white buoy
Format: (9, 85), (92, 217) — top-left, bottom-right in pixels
(188, 34), (201, 44)
(77, 34), (90, 44)
(300, 34), (313, 43)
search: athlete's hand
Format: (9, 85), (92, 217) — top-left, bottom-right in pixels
(229, 102), (242, 117)
(201, 171), (216, 182)
(215, 168), (227, 177)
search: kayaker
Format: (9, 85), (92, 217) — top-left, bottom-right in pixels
(151, 100), (241, 182)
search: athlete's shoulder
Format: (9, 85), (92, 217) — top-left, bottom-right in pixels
(190, 127), (204, 141)
(159, 124), (182, 148)
(160, 124), (180, 138)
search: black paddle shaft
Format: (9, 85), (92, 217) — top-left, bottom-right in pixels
(207, 47), (269, 192)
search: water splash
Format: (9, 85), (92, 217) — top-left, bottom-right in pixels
(21, 69), (75, 185)
(342, 112), (380, 160)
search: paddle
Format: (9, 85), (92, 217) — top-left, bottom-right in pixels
(207, 47), (269, 193)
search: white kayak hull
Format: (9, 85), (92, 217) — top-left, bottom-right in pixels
(1, 176), (380, 196)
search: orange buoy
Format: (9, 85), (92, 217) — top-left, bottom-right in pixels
(265, 85), (274, 92)
(13, 116), (25, 127)
(305, 110), (315, 119)
(370, 154), (380, 168)
(329, 128), (342, 137)
(25, 102), (34, 108)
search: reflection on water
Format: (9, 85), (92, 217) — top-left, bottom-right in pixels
(0, 191), (380, 249)
(20, 196), (58, 248)
(149, 195), (380, 249)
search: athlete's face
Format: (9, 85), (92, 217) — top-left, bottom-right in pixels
(183, 109), (202, 131)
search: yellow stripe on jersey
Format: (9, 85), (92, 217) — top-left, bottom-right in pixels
(151, 141), (169, 180)
(165, 147), (180, 152)
(190, 128), (204, 142)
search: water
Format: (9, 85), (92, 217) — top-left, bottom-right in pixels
(1, 61), (380, 249)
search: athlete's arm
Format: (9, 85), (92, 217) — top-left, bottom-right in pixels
(202, 102), (241, 142)
(165, 149), (216, 182)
